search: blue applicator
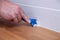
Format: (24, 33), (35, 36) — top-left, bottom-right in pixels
(30, 18), (37, 27)
(22, 18), (37, 27)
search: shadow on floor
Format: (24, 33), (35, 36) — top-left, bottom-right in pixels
(0, 19), (31, 29)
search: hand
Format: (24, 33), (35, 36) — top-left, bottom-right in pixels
(0, 1), (30, 23)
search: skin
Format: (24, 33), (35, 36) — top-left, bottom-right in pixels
(0, 0), (30, 24)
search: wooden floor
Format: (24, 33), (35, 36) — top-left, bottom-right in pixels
(0, 22), (60, 40)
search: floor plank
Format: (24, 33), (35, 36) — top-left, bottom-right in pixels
(0, 22), (60, 40)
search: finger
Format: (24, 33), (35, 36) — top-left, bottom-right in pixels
(13, 18), (18, 23)
(15, 13), (21, 23)
(18, 8), (30, 23)
(11, 15), (18, 23)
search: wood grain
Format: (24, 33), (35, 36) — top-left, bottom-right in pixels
(0, 22), (60, 40)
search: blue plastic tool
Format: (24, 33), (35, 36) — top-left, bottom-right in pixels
(30, 18), (37, 27)
(22, 18), (37, 27)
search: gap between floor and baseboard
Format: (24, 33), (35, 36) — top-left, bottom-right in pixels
(39, 25), (60, 33)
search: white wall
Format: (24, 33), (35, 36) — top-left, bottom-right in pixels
(11, 0), (60, 32)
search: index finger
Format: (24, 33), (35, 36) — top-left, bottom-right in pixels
(18, 7), (30, 23)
